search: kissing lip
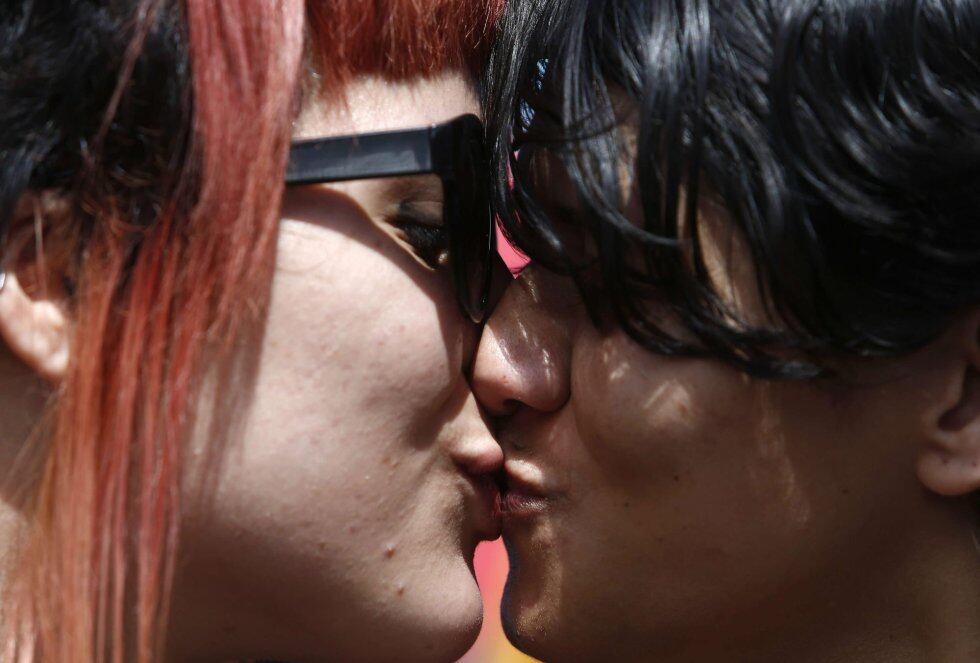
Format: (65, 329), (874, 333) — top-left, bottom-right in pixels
(500, 461), (551, 519)
(466, 473), (502, 542)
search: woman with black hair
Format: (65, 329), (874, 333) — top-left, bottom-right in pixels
(475, 0), (980, 660)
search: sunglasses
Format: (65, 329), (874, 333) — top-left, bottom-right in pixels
(285, 113), (495, 323)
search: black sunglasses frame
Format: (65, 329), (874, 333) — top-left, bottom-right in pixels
(285, 113), (494, 323)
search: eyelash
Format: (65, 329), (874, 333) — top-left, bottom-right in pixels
(389, 213), (450, 269)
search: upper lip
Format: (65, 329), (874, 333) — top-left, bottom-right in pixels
(502, 460), (549, 497)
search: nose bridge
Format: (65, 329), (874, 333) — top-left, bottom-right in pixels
(471, 267), (574, 417)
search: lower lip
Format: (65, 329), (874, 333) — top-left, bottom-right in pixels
(471, 479), (503, 540)
(500, 490), (549, 519)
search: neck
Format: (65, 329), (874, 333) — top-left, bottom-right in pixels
(904, 501), (980, 663)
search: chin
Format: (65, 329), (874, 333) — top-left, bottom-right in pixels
(499, 568), (559, 663)
(297, 579), (484, 663)
(438, 566), (486, 656)
(393, 560), (485, 663)
(430, 606), (484, 663)
(282, 552), (488, 663)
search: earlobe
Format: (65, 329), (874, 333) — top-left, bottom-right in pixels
(0, 271), (70, 383)
(917, 315), (980, 497)
(917, 447), (980, 497)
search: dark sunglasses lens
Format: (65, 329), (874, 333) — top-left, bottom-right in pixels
(453, 134), (493, 322)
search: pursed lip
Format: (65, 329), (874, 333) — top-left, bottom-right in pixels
(465, 473), (502, 541)
(500, 460), (552, 519)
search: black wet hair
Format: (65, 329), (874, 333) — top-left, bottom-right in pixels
(486, 0), (980, 379)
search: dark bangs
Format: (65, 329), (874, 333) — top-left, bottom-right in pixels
(486, 0), (980, 379)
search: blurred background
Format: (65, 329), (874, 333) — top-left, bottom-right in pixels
(460, 540), (538, 663)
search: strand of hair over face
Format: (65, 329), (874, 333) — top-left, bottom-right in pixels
(488, 0), (980, 379)
(1, 1), (304, 661)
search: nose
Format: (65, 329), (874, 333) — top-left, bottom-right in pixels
(450, 431), (504, 477)
(470, 266), (573, 418)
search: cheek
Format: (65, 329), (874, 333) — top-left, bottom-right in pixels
(571, 332), (726, 486)
(176, 218), (479, 644)
(227, 221), (468, 529)
(262, 220), (465, 422)
(569, 331), (813, 537)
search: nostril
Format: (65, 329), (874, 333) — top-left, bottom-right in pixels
(489, 398), (521, 420)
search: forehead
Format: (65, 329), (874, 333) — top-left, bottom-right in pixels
(293, 70), (479, 140)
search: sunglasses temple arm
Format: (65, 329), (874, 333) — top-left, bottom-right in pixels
(285, 129), (435, 185)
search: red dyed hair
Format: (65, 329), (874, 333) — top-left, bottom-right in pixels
(1, 1), (502, 662)
(306, 0), (503, 92)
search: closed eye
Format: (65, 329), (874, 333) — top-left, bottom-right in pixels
(386, 205), (450, 269)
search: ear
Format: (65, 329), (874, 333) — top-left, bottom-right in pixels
(0, 272), (70, 383)
(0, 192), (72, 383)
(917, 311), (980, 497)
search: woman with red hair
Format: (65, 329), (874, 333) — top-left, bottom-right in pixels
(0, 1), (503, 661)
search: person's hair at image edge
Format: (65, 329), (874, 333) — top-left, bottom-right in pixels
(0, 1), (500, 661)
(487, 0), (980, 380)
